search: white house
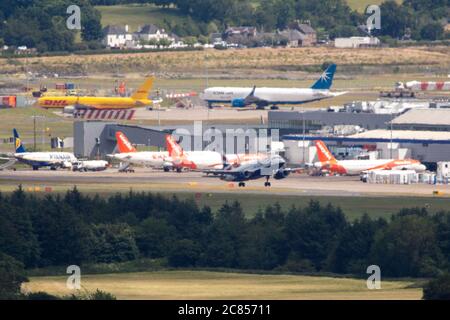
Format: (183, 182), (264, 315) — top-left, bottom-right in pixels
(334, 37), (380, 48)
(135, 24), (171, 42)
(102, 25), (134, 48)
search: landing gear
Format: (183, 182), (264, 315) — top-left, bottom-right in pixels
(163, 166), (170, 172)
(264, 177), (271, 187)
(176, 167), (182, 173)
(270, 105), (279, 110)
(238, 182), (246, 187)
(32, 166), (39, 171)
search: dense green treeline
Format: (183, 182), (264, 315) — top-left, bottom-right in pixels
(0, 0), (102, 52)
(1, 186), (450, 280)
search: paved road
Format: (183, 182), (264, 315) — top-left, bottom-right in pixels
(1, 168), (449, 197)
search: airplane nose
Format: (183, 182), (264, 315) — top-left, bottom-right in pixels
(417, 164), (427, 172)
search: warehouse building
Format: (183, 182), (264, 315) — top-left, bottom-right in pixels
(74, 121), (169, 158)
(391, 109), (450, 131)
(282, 130), (450, 168)
(268, 110), (393, 135)
(74, 121), (279, 158)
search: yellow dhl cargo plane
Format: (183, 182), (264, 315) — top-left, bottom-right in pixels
(37, 77), (154, 110)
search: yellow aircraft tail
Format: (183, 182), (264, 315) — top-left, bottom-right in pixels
(131, 76), (154, 100)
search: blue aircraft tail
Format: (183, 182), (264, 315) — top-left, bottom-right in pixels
(311, 64), (336, 90)
(13, 129), (26, 153)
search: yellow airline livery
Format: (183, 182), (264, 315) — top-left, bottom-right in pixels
(37, 77), (154, 110)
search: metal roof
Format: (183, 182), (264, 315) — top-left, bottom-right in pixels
(391, 109), (450, 125)
(138, 24), (161, 35)
(103, 25), (128, 35)
(283, 129), (450, 144)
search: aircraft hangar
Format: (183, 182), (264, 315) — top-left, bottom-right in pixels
(74, 121), (279, 158)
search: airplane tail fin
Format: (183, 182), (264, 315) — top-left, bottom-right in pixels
(131, 76), (154, 100)
(311, 64), (336, 90)
(13, 128), (26, 153)
(314, 140), (336, 163)
(116, 131), (137, 153)
(165, 135), (183, 157)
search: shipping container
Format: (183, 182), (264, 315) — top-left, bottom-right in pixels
(0, 95), (17, 108)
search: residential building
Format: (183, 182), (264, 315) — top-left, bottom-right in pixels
(135, 24), (171, 43)
(334, 37), (381, 48)
(102, 25), (134, 48)
(287, 21), (317, 46)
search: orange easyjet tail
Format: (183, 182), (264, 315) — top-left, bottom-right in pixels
(165, 135), (183, 157)
(314, 140), (337, 163)
(116, 131), (137, 153)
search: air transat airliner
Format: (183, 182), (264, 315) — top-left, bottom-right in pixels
(202, 64), (346, 109)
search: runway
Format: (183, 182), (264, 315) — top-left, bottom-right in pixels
(0, 168), (449, 197)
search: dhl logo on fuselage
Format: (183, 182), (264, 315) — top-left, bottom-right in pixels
(43, 99), (68, 106)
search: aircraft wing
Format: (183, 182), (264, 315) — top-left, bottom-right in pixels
(0, 158), (17, 170)
(279, 167), (303, 173)
(74, 103), (133, 110)
(202, 168), (258, 176)
(330, 91), (348, 97)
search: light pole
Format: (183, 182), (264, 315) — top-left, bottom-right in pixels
(31, 115), (45, 151)
(390, 110), (394, 159)
(302, 110), (306, 165)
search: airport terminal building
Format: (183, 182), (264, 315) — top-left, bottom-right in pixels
(74, 108), (450, 169)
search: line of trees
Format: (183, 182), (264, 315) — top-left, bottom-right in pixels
(0, 0), (103, 52)
(1, 0), (447, 52)
(91, 0), (449, 40)
(1, 186), (450, 279)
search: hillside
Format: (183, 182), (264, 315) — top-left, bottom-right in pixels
(96, 1), (403, 31)
(96, 3), (188, 33)
(346, 0), (402, 12)
(2, 47), (448, 76)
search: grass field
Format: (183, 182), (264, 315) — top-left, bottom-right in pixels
(0, 107), (73, 152)
(97, 4), (187, 33)
(2, 46), (448, 76)
(345, 0), (402, 12)
(22, 270), (422, 300)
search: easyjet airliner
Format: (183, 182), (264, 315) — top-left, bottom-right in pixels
(313, 140), (426, 175)
(107, 131), (171, 170)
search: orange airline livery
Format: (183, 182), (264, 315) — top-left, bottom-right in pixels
(313, 140), (426, 175)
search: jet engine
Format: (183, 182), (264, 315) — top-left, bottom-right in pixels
(273, 169), (290, 180)
(231, 98), (246, 108)
(62, 161), (73, 169)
